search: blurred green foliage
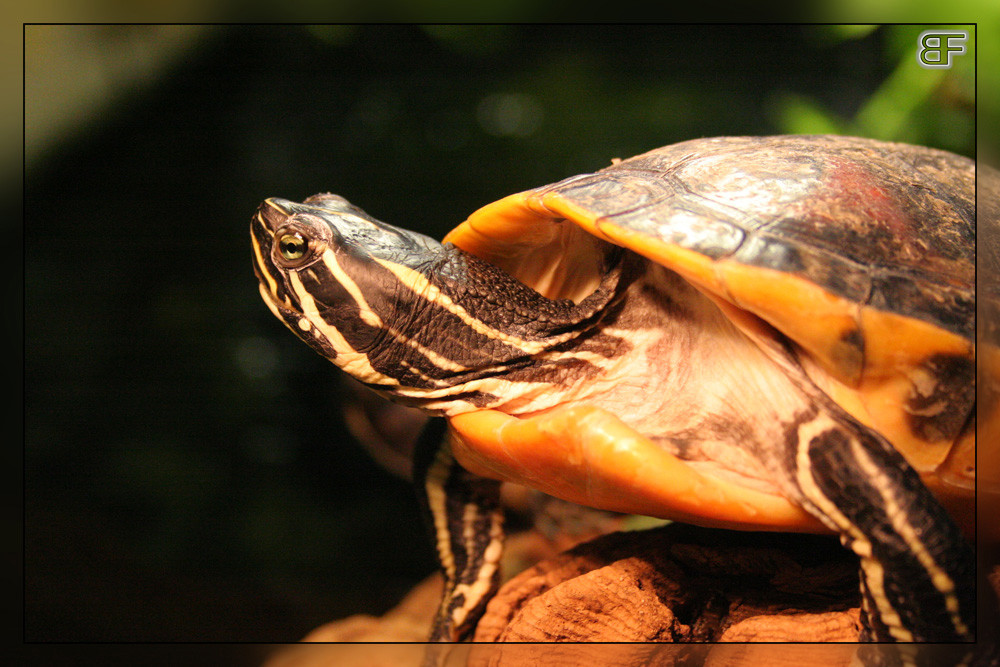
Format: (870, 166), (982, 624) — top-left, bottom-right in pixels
(774, 25), (975, 155)
(817, 1), (997, 160)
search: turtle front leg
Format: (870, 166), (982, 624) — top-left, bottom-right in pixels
(786, 408), (975, 643)
(412, 417), (505, 642)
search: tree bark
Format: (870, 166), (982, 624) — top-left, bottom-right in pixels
(474, 522), (861, 643)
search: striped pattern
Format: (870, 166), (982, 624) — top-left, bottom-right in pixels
(424, 442), (505, 641)
(251, 196), (638, 644)
(251, 199), (631, 416)
(252, 193), (976, 646)
(788, 410), (974, 642)
(731, 337), (977, 643)
(410, 420), (504, 643)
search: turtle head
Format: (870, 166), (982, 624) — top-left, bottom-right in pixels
(252, 192), (625, 412)
(251, 193), (451, 376)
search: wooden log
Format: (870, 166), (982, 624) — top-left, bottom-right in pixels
(474, 522), (861, 643)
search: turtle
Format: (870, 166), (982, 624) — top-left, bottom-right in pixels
(250, 134), (977, 645)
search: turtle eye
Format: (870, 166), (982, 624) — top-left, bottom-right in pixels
(277, 231), (308, 262)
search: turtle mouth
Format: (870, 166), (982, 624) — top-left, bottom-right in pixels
(250, 207), (287, 304)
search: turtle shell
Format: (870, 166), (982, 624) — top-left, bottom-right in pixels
(443, 135), (976, 535)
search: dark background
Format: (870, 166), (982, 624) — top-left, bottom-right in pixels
(22, 23), (979, 661)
